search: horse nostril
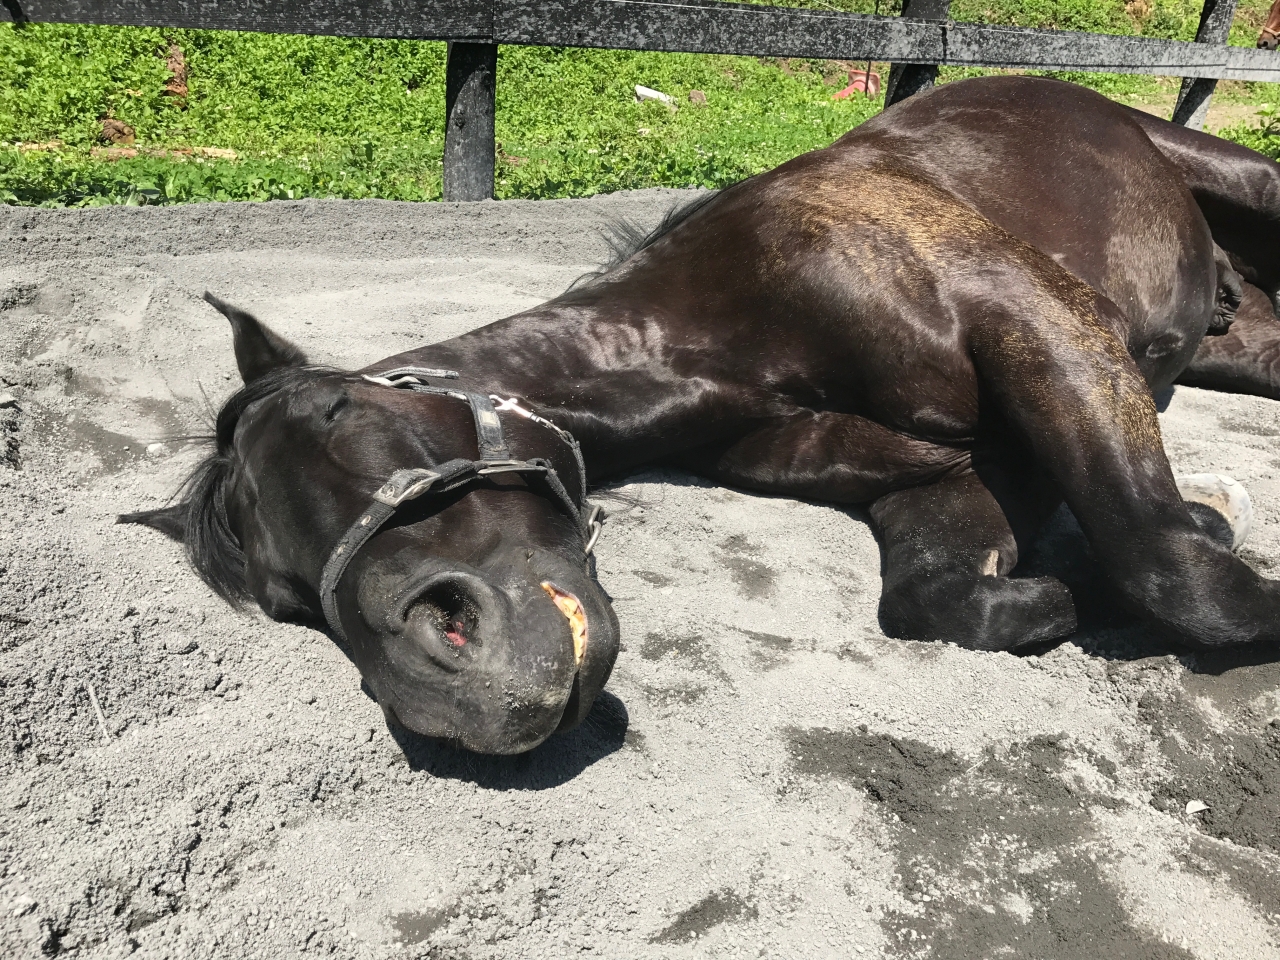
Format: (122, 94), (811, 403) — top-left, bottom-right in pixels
(399, 574), (486, 650)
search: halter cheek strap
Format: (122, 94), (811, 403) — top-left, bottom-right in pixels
(317, 367), (602, 642)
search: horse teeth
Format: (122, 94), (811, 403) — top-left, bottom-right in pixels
(541, 582), (588, 667)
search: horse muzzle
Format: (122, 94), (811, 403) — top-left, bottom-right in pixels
(353, 552), (619, 754)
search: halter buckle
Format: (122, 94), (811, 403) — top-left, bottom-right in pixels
(362, 367), (460, 389)
(373, 468), (445, 506)
(584, 504), (604, 556)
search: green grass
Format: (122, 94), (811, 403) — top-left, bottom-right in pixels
(493, 50), (882, 198)
(3, 0), (1280, 207)
(0, 25), (884, 205)
(0, 27), (451, 204)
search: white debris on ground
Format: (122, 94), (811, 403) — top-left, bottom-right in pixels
(634, 85), (674, 104)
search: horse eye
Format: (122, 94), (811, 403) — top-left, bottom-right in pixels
(323, 395), (350, 423)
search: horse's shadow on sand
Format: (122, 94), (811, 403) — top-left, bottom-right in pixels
(320, 630), (629, 786)
(370, 686), (630, 788)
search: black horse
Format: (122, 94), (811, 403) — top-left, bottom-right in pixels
(125, 77), (1280, 754)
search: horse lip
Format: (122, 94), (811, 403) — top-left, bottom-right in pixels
(540, 581), (588, 669)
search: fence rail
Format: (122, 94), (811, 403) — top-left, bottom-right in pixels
(3, 0), (1275, 198)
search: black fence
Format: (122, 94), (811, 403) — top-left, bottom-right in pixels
(2, 0), (1271, 199)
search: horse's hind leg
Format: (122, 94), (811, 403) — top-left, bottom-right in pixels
(1177, 282), (1280, 400)
(870, 470), (1076, 651)
(1126, 108), (1280, 304)
(970, 283), (1280, 650)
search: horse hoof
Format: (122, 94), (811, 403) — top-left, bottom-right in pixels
(1175, 473), (1253, 551)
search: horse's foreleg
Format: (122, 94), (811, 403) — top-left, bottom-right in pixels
(1177, 283), (1280, 400)
(971, 298), (1280, 649)
(678, 409), (968, 504)
(681, 411), (1075, 649)
(869, 471), (1077, 651)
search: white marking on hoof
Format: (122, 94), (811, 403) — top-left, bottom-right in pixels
(1175, 473), (1253, 551)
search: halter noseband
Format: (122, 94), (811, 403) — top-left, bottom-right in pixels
(318, 366), (602, 642)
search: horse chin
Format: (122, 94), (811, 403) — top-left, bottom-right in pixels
(357, 551), (619, 755)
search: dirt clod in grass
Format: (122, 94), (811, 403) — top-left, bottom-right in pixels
(99, 118), (135, 146)
(163, 43), (189, 104)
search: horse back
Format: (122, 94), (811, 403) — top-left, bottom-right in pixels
(586, 77), (1217, 409)
(836, 76), (1216, 351)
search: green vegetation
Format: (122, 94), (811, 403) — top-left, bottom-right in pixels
(944, 0), (1276, 103)
(2, 0), (1279, 207)
(0, 28), (452, 204)
(0, 26), (882, 205)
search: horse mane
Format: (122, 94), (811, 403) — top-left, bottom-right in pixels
(568, 190), (721, 290)
(177, 365), (340, 606)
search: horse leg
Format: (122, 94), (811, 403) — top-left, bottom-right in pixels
(1177, 281), (1280, 400)
(1125, 108), (1280, 307)
(682, 413), (1074, 649)
(680, 408), (970, 504)
(970, 293), (1280, 650)
(682, 403), (1250, 648)
(869, 471), (1077, 651)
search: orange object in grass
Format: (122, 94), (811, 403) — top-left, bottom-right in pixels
(833, 69), (881, 100)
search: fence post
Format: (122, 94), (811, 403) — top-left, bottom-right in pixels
(884, 0), (952, 106)
(1171, 0), (1239, 129)
(444, 41), (497, 201)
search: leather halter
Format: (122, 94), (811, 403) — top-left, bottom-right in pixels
(318, 366), (601, 642)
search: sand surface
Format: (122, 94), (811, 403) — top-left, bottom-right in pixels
(1, 194), (1279, 959)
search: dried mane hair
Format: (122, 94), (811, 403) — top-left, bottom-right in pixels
(178, 364), (341, 606)
(568, 190), (722, 291)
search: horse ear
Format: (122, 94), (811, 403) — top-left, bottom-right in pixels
(117, 504), (187, 541)
(203, 291), (307, 384)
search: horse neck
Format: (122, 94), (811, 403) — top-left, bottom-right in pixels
(389, 298), (747, 476)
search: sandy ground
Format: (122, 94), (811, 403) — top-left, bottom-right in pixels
(1, 194), (1279, 960)
(1130, 97), (1268, 133)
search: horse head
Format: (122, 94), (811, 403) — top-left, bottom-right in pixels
(122, 295), (619, 754)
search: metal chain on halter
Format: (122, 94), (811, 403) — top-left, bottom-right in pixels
(489, 394), (601, 554)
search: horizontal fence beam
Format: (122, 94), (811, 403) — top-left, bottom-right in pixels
(502, 0), (941, 62)
(945, 22), (1273, 80)
(7, 0), (1280, 82)
(0, 1), (495, 38)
